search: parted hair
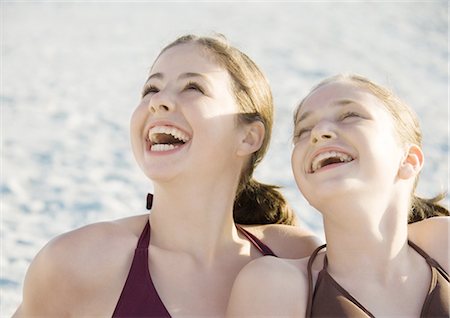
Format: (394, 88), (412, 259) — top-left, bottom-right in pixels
(158, 34), (297, 225)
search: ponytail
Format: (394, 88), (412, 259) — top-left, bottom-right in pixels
(408, 192), (449, 223)
(233, 178), (297, 226)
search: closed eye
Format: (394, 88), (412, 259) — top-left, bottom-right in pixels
(184, 81), (205, 94)
(293, 127), (311, 142)
(142, 84), (159, 97)
(340, 111), (361, 120)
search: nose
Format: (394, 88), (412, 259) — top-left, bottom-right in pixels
(147, 90), (175, 114)
(310, 121), (337, 144)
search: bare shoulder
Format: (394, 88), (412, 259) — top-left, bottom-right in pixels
(227, 256), (308, 317)
(408, 216), (449, 272)
(242, 223), (323, 259)
(39, 213), (148, 271)
(14, 214), (149, 317)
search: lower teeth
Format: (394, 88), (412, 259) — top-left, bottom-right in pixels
(151, 144), (177, 152)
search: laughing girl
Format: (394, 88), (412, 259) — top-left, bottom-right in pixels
(227, 74), (449, 317)
(13, 35), (321, 317)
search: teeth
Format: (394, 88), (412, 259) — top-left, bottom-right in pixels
(151, 144), (177, 152)
(148, 125), (190, 143)
(311, 151), (353, 173)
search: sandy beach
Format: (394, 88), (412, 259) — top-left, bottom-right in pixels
(2, 1), (448, 316)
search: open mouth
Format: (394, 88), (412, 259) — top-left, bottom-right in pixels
(310, 151), (354, 173)
(147, 126), (190, 152)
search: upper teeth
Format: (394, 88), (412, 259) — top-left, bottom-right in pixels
(148, 126), (190, 144)
(311, 151), (353, 173)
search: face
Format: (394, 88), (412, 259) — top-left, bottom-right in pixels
(291, 80), (405, 209)
(130, 43), (244, 182)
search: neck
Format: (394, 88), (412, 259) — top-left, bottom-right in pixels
(320, 189), (411, 280)
(148, 172), (245, 263)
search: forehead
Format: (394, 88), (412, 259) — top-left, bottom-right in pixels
(296, 80), (389, 120)
(304, 81), (379, 109)
(151, 43), (226, 76)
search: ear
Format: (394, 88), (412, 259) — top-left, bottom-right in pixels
(398, 144), (424, 180)
(236, 121), (265, 157)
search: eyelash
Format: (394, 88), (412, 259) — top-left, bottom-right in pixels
(184, 81), (205, 94)
(340, 111), (360, 120)
(142, 84), (159, 97)
(294, 127), (311, 139)
(141, 82), (205, 98)
(294, 112), (361, 140)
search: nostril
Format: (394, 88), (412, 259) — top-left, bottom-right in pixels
(149, 104), (170, 113)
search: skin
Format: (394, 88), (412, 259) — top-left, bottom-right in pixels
(13, 43), (320, 317)
(226, 80), (449, 317)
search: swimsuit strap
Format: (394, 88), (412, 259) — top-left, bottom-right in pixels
(140, 193), (152, 249)
(306, 244), (327, 316)
(408, 240), (449, 280)
(408, 240), (432, 260)
(136, 221), (151, 249)
(235, 224), (277, 257)
(408, 240), (437, 265)
(318, 241), (446, 273)
(145, 193), (276, 257)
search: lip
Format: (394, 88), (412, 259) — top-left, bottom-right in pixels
(144, 120), (192, 154)
(307, 146), (356, 174)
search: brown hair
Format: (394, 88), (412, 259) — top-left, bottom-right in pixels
(157, 34), (296, 225)
(294, 74), (448, 223)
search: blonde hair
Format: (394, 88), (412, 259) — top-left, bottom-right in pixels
(294, 74), (448, 223)
(156, 34), (296, 225)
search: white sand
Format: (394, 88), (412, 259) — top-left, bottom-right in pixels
(2, 2), (448, 316)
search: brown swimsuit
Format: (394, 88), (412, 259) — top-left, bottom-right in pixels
(306, 241), (449, 317)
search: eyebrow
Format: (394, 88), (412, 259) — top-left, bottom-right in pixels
(146, 72), (163, 82)
(179, 72), (206, 80)
(145, 72), (207, 83)
(296, 99), (357, 124)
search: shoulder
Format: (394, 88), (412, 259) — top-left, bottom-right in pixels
(236, 256), (310, 288)
(15, 214), (148, 316)
(39, 213), (148, 272)
(408, 216), (449, 272)
(227, 257), (308, 317)
(242, 223), (323, 259)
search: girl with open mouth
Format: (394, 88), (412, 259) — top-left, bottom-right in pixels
(13, 34), (322, 317)
(227, 74), (449, 317)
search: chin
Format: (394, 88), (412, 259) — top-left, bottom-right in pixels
(301, 178), (360, 204)
(138, 164), (179, 182)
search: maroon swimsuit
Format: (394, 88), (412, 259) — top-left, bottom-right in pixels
(113, 219), (276, 317)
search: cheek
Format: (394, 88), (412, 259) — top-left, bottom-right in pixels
(291, 146), (304, 185)
(129, 105), (148, 158)
(198, 117), (238, 150)
(130, 104), (147, 133)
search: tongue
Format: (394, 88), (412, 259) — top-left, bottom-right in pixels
(321, 157), (342, 168)
(153, 133), (183, 145)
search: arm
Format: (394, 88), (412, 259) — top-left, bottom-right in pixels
(408, 216), (449, 272)
(226, 257), (308, 317)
